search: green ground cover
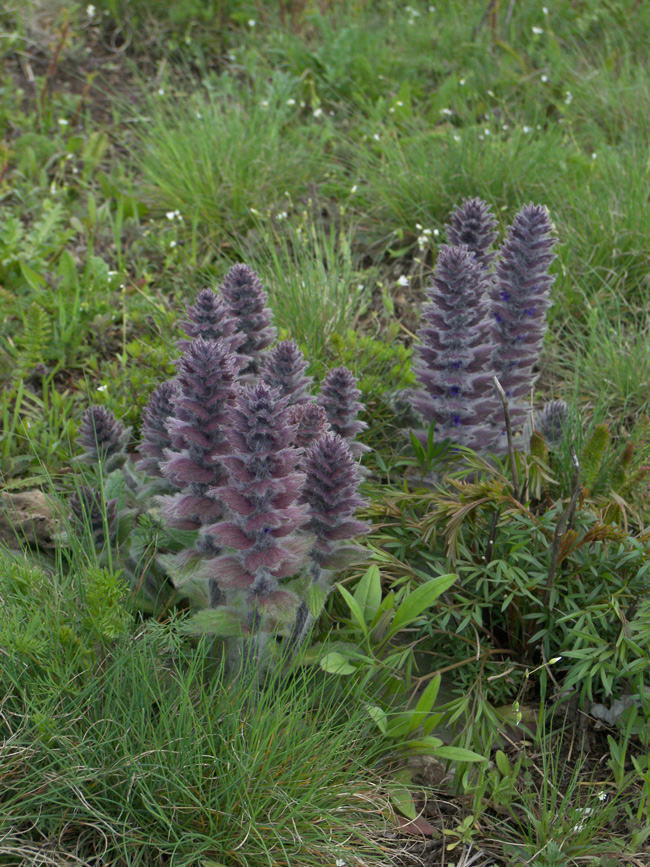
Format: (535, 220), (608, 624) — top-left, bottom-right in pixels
(2, 1), (650, 864)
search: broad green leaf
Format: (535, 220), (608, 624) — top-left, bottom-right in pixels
(390, 574), (457, 636)
(181, 608), (244, 637)
(19, 263), (47, 292)
(320, 651), (356, 675)
(433, 746), (487, 763)
(337, 583), (368, 636)
(408, 674), (442, 734)
(397, 736), (443, 755)
(366, 705), (387, 734)
(495, 750), (510, 777)
(386, 712), (416, 739)
(353, 565), (382, 622)
(387, 781), (417, 820)
(305, 583), (327, 618)
(423, 712), (445, 736)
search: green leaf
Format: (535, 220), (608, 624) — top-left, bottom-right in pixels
(495, 750), (510, 776)
(408, 674), (442, 734)
(337, 583), (368, 636)
(366, 705), (388, 734)
(434, 746), (487, 763)
(181, 608), (244, 637)
(390, 574), (457, 636)
(396, 735), (443, 755)
(354, 565), (382, 622)
(387, 781), (417, 820)
(19, 262), (47, 292)
(305, 583), (327, 618)
(319, 651), (356, 675)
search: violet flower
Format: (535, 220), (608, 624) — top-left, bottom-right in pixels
(260, 339), (313, 406)
(219, 264), (277, 375)
(446, 196), (498, 271)
(317, 366), (369, 458)
(159, 337), (237, 537)
(136, 379), (180, 478)
(176, 288), (245, 362)
(411, 244), (500, 452)
(288, 403), (330, 451)
(490, 204), (556, 419)
(78, 406), (131, 470)
(203, 382), (311, 620)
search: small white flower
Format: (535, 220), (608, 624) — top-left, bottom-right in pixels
(350, 184), (358, 194)
(86, 4), (96, 17)
(248, 19), (256, 26)
(397, 275), (409, 287)
(565, 91), (573, 104)
(389, 106), (395, 113)
(502, 123), (509, 130)
(373, 133), (381, 141)
(158, 88), (165, 96)
(460, 78), (465, 85)
(532, 25), (544, 34)
(276, 211), (288, 221)
(196, 111), (203, 119)
(542, 6), (549, 13)
(433, 228), (439, 236)
(523, 125), (532, 133)
(97, 384), (108, 392)
(541, 74), (548, 82)
(592, 152), (597, 159)
(169, 240), (177, 248)
(396, 100), (403, 106)
(286, 98), (296, 106)
(336, 860), (346, 867)
(429, 4), (435, 10)
(261, 100), (269, 108)
(166, 211), (176, 220)
(598, 791), (608, 802)
(58, 118), (68, 126)
(453, 134), (461, 142)
(313, 107), (324, 118)
(439, 107), (453, 116)
(484, 128), (491, 135)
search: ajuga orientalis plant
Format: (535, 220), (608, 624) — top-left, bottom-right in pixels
(412, 198), (557, 454)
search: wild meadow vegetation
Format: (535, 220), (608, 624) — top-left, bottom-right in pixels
(2, 1), (650, 864)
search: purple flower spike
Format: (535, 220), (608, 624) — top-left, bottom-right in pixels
(136, 379), (180, 477)
(203, 382), (309, 607)
(260, 340), (313, 406)
(411, 245), (500, 451)
(535, 399), (567, 448)
(219, 264), (277, 375)
(160, 337), (238, 530)
(446, 197), (498, 271)
(176, 288), (246, 360)
(317, 366), (369, 458)
(288, 403), (330, 450)
(302, 433), (369, 562)
(490, 204), (556, 419)
(78, 406), (131, 468)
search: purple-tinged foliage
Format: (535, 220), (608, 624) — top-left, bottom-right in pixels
(288, 403), (330, 450)
(136, 379), (180, 478)
(260, 340), (313, 406)
(159, 337), (237, 533)
(317, 366), (369, 458)
(176, 288), (246, 360)
(219, 264), (277, 375)
(535, 399), (568, 448)
(204, 382), (310, 613)
(490, 204), (556, 414)
(412, 245), (501, 451)
(69, 485), (118, 546)
(78, 406), (131, 469)
(302, 433), (369, 562)
(446, 197), (498, 271)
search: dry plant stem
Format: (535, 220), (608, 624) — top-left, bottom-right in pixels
(545, 447), (581, 608)
(493, 376), (519, 501)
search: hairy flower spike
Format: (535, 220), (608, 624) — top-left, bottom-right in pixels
(535, 399), (567, 448)
(288, 403), (330, 450)
(317, 366), (369, 458)
(490, 204), (557, 418)
(203, 382), (310, 614)
(78, 406), (131, 469)
(260, 340), (313, 406)
(136, 379), (180, 477)
(446, 197), (498, 271)
(412, 245), (501, 451)
(302, 433), (369, 559)
(159, 337), (238, 532)
(219, 264), (276, 375)
(69, 485), (118, 546)
(176, 288), (245, 360)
